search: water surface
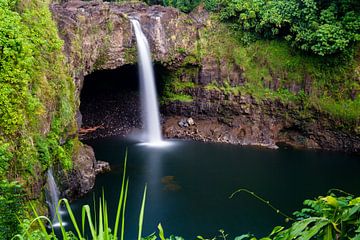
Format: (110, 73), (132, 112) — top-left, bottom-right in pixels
(66, 137), (360, 239)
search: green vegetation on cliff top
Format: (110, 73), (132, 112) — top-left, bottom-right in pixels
(154, 0), (359, 127)
(215, 0), (360, 56)
(168, 12), (360, 126)
(146, 0), (359, 56)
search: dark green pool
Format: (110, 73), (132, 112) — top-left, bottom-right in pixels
(65, 137), (360, 239)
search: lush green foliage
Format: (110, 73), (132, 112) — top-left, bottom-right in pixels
(193, 17), (360, 124)
(0, 180), (25, 239)
(142, 224), (185, 240)
(13, 153), (150, 240)
(162, 0), (201, 12)
(161, 71), (195, 103)
(203, 0), (219, 11)
(236, 191), (360, 240)
(133, 0), (201, 13)
(214, 0), (360, 56)
(0, 0), (76, 180)
(0, 0), (78, 237)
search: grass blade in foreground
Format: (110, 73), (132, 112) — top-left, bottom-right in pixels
(138, 184), (147, 240)
(121, 179), (129, 240)
(114, 149), (128, 239)
(58, 198), (82, 239)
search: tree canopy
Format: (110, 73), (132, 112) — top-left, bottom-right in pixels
(145, 0), (359, 56)
(212, 0), (360, 56)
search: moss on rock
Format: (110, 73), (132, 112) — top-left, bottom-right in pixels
(0, 0), (79, 235)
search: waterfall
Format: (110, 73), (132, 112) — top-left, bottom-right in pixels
(46, 169), (64, 226)
(130, 19), (163, 144)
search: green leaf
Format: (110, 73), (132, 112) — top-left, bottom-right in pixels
(352, 233), (360, 240)
(269, 226), (284, 236)
(103, 198), (109, 240)
(30, 204), (51, 240)
(300, 220), (330, 240)
(142, 232), (157, 240)
(341, 203), (360, 221)
(321, 196), (339, 207)
(98, 199), (103, 240)
(288, 218), (320, 239)
(158, 223), (166, 240)
(138, 184), (148, 240)
(235, 234), (253, 240)
(323, 224), (332, 240)
(114, 150), (128, 239)
(169, 236), (184, 240)
(350, 197), (360, 205)
(82, 205), (97, 240)
(59, 198), (82, 240)
(121, 179), (129, 240)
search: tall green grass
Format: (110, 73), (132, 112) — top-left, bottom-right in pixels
(12, 150), (148, 240)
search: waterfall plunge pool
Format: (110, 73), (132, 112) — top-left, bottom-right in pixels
(63, 137), (360, 239)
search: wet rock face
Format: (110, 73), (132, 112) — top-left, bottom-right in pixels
(62, 145), (110, 199)
(51, 1), (197, 91)
(162, 89), (360, 153)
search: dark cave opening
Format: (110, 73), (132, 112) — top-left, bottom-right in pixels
(80, 64), (169, 139)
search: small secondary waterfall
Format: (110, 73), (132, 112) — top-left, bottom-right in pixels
(130, 19), (163, 144)
(46, 169), (62, 226)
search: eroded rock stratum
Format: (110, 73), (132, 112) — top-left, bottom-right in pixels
(52, 1), (360, 153)
(52, 1), (197, 88)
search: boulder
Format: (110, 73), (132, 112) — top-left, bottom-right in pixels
(62, 144), (110, 199)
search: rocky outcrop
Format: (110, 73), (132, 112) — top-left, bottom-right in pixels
(62, 145), (110, 199)
(52, 1), (246, 97)
(162, 89), (360, 153)
(51, 1), (198, 91)
(51, 1), (359, 153)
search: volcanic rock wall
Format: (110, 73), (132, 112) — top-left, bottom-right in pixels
(52, 1), (360, 153)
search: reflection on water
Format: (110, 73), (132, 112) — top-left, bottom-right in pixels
(64, 136), (360, 239)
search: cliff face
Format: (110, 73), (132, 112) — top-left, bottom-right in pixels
(51, 1), (197, 87)
(162, 90), (360, 152)
(51, 1), (360, 153)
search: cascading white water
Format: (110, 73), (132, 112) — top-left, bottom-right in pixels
(46, 169), (64, 226)
(130, 19), (163, 144)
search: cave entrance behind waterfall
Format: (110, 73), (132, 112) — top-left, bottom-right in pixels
(80, 64), (168, 139)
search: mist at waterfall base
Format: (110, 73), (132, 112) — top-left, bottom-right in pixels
(64, 137), (360, 239)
